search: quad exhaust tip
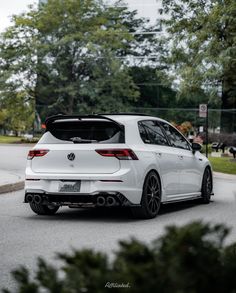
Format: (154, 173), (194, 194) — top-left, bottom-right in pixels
(26, 193), (121, 207)
(96, 196), (106, 206)
(26, 194), (33, 203)
(96, 196), (117, 207)
(106, 196), (117, 207)
(26, 194), (42, 204)
(34, 194), (42, 204)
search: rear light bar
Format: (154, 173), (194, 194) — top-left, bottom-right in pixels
(95, 149), (138, 160)
(27, 149), (49, 160)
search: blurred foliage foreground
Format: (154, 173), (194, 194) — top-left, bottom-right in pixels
(3, 221), (236, 293)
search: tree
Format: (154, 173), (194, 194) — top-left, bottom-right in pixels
(129, 66), (177, 109)
(0, 0), (161, 122)
(161, 0), (236, 132)
(4, 221), (236, 293)
(0, 108), (8, 134)
(0, 90), (34, 136)
(129, 66), (212, 125)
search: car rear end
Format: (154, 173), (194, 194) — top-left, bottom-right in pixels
(25, 115), (143, 213)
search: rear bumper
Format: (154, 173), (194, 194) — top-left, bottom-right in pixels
(25, 168), (143, 205)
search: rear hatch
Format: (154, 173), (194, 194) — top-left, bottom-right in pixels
(31, 116), (126, 174)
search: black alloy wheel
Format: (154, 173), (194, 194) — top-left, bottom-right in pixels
(132, 171), (161, 219)
(201, 168), (212, 204)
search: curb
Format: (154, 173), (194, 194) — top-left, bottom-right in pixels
(0, 181), (25, 195)
(213, 172), (236, 181)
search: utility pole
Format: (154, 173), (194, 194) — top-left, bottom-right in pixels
(206, 105), (209, 158)
(199, 104), (208, 157)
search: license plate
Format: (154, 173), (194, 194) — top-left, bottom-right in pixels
(59, 181), (81, 193)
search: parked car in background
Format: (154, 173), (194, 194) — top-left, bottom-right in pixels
(229, 146), (236, 159)
(25, 114), (213, 219)
(211, 142), (226, 153)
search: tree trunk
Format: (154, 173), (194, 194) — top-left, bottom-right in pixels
(221, 78), (236, 133)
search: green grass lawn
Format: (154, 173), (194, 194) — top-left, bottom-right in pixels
(209, 156), (236, 175)
(0, 135), (40, 144)
(0, 135), (23, 143)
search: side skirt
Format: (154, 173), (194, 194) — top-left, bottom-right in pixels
(162, 192), (202, 204)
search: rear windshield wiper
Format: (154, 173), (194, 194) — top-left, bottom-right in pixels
(70, 137), (98, 143)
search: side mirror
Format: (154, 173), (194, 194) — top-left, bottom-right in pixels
(192, 142), (202, 153)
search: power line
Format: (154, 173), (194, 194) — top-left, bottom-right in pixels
(131, 31), (164, 35)
(105, 1), (162, 8)
(133, 107), (236, 112)
(116, 56), (161, 59)
(106, 4), (161, 7)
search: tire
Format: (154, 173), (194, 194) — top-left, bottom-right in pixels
(29, 202), (59, 215)
(201, 167), (212, 204)
(132, 171), (161, 219)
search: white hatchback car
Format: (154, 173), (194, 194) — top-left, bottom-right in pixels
(25, 114), (213, 218)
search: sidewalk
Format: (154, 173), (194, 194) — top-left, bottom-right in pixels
(0, 170), (24, 194)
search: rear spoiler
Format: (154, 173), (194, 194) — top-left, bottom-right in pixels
(45, 114), (124, 131)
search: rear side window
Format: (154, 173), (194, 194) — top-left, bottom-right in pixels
(138, 120), (169, 146)
(48, 120), (124, 143)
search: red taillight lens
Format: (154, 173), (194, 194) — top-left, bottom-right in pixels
(95, 149), (138, 160)
(27, 149), (49, 160)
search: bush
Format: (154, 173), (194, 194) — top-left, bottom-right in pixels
(3, 221), (236, 293)
(208, 133), (236, 146)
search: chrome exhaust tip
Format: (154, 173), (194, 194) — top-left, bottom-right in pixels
(106, 196), (117, 207)
(26, 194), (33, 203)
(96, 196), (106, 206)
(34, 194), (42, 204)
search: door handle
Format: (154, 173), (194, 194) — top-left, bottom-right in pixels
(179, 155), (183, 160)
(156, 152), (162, 157)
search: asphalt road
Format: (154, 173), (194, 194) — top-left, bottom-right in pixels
(0, 144), (32, 177)
(0, 177), (236, 291)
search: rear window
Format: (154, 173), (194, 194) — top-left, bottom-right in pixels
(48, 120), (125, 143)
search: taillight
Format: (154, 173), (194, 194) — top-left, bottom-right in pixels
(27, 149), (49, 160)
(95, 149), (138, 160)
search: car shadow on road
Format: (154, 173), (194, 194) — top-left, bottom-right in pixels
(25, 199), (212, 223)
(159, 199), (208, 215)
(26, 207), (135, 223)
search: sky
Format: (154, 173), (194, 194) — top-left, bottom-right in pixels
(0, 0), (35, 32)
(0, 0), (161, 32)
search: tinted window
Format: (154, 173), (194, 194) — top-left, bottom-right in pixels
(161, 123), (190, 150)
(138, 120), (169, 146)
(49, 120), (124, 143)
